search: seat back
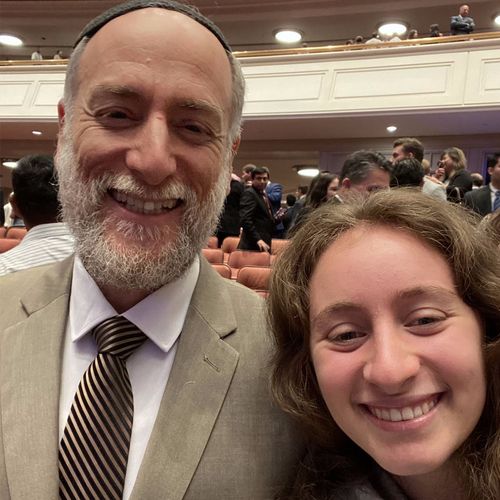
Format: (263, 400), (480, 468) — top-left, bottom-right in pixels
(205, 236), (218, 249)
(0, 238), (20, 253)
(236, 266), (272, 295)
(227, 250), (271, 271)
(211, 263), (232, 279)
(221, 236), (240, 254)
(5, 227), (27, 240)
(201, 248), (224, 264)
(271, 238), (290, 255)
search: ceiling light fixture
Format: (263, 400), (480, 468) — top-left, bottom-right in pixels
(274, 29), (302, 44)
(32, 130), (42, 136)
(386, 125), (398, 133)
(294, 165), (319, 177)
(378, 22), (407, 37)
(0, 34), (23, 47)
(2, 160), (18, 169)
(494, 14), (500, 26)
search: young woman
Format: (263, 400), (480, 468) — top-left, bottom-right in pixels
(269, 189), (500, 500)
(435, 147), (473, 202)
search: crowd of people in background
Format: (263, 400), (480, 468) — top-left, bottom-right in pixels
(348, 3), (476, 45)
(216, 140), (499, 252)
(23, 4), (483, 61)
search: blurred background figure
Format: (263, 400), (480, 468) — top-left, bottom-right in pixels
(429, 23), (443, 36)
(465, 153), (500, 216)
(31, 48), (43, 60)
(451, 4), (475, 35)
(435, 146), (473, 202)
(0, 155), (73, 276)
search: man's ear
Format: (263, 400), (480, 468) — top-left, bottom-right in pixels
(408, 152), (414, 159)
(57, 99), (66, 128)
(231, 136), (241, 156)
(9, 194), (21, 219)
(341, 178), (351, 190)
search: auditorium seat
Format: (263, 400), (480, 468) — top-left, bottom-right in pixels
(271, 239), (289, 255)
(0, 238), (20, 253)
(211, 263), (232, 279)
(236, 266), (272, 298)
(221, 236), (240, 255)
(5, 227), (27, 240)
(205, 236), (218, 249)
(201, 247), (224, 264)
(0, 227), (6, 238)
(227, 250), (271, 279)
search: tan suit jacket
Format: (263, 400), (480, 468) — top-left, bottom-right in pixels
(0, 257), (301, 499)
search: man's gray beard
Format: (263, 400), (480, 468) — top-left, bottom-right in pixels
(56, 134), (230, 292)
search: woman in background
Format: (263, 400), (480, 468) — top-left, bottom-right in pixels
(269, 189), (499, 500)
(435, 147), (473, 202)
(292, 172), (339, 231)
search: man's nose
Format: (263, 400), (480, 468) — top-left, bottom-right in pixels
(124, 115), (177, 186)
(362, 328), (420, 394)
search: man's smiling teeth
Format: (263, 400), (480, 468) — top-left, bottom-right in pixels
(110, 190), (179, 214)
(367, 398), (438, 422)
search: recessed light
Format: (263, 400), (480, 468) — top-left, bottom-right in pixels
(274, 29), (302, 44)
(378, 23), (407, 37)
(32, 130), (42, 136)
(2, 161), (18, 169)
(494, 14), (500, 26)
(0, 34), (23, 47)
(386, 125), (398, 133)
(294, 165), (319, 177)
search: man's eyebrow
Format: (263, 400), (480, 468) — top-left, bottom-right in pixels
(88, 84), (142, 103)
(177, 99), (224, 119)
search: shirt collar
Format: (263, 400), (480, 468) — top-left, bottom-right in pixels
(69, 254), (200, 352)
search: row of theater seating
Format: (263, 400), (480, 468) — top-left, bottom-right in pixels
(0, 228), (286, 298)
(203, 236), (290, 297)
(0, 227), (27, 252)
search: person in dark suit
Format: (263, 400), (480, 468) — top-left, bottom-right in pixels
(216, 172), (244, 247)
(450, 4), (475, 35)
(464, 153), (500, 216)
(238, 166), (275, 252)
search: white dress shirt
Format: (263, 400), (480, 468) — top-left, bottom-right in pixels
(59, 255), (200, 499)
(0, 222), (74, 276)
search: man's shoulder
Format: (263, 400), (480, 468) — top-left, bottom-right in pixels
(465, 185), (489, 199)
(0, 259), (72, 326)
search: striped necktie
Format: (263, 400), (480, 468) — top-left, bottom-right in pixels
(494, 191), (500, 212)
(59, 316), (147, 499)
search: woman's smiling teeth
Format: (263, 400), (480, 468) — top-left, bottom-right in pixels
(110, 189), (180, 214)
(367, 397), (438, 422)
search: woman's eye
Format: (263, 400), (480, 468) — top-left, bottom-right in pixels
(406, 310), (447, 332)
(328, 329), (366, 344)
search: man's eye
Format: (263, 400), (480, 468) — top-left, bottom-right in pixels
(105, 110), (130, 119)
(184, 124), (203, 133)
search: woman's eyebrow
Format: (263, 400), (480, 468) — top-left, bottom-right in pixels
(311, 302), (362, 332)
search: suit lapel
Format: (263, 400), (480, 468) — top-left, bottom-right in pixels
(0, 259), (73, 498)
(131, 259), (239, 500)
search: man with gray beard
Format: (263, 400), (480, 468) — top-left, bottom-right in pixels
(0, 1), (301, 498)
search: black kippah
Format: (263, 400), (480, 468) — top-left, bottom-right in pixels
(74, 0), (232, 52)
